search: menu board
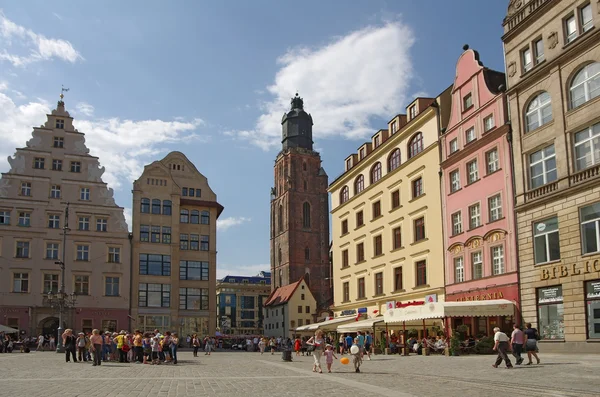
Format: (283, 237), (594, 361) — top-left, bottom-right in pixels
(586, 280), (600, 299)
(537, 286), (563, 304)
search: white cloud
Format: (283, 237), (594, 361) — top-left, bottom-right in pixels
(228, 20), (414, 150)
(217, 216), (251, 231)
(75, 102), (95, 116)
(216, 263), (270, 280)
(0, 11), (82, 67)
(123, 208), (132, 232)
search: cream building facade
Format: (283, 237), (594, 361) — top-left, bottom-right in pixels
(503, 0), (600, 351)
(329, 90), (451, 321)
(131, 152), (222, 337)
(0, 99), (130, 336)
(263, 277), (317, 338)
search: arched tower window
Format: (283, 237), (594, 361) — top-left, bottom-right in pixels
(303, 162), (307, 171)
(304, 247), (310, 261)
(302, 202), (311, 228)
(278, 269), (283, 287)
(278, 246), (282, 265)
(278, 204), (283, 232)
(408, 132), (423, 159)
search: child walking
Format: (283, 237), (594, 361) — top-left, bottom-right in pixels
(352, 338), (363, 373)
(324, 344), (338, 373)
(151, 336), (160, 365)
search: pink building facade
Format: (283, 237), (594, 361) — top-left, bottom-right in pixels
(440, 48), (519, 336)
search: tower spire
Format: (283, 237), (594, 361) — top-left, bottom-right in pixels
(290, 92), (304, 110)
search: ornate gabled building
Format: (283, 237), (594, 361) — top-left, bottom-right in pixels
(270, 94), (331, 309)
(0, 97), (130, 336)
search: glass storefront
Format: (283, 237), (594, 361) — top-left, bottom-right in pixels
(586, 279), (600, 339)
(138, 315), (171, 333)
(179, 317), (209, 337)
(537, 286), (564, 340)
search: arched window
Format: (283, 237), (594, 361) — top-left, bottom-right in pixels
(570, 63), (600, 108)
(370, 162), (382, 184)
(201, 210), (210, 224)
(340, 186), (349, 204)
(303, 162), (307, 171)
(278, 205), (283, 232)
(278, 268), (282, 286)
(304, 247), (310, 261)
(278, 247), (282, 265)
(151, 199), (161, 214)
(180, 209), (189, 223)
(408, 132), (423, 159)
(388, 149), (401, 172)
(162, 200), (172, 216)
(303, 202), (311, 228)
(190, 210), (200, 224)
(525, 92), (552, 132)
(354, 175), (364, 195)
(141, 198), (150, 213)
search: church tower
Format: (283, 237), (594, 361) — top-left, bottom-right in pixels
(270, 94), (331, 309)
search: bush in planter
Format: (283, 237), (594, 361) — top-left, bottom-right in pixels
(474, 336), (494, 355)
(449, 331), (462, 356)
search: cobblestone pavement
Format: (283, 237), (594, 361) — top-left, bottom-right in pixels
(0, 350), (599, 397)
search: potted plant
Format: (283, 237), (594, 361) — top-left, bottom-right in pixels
(449, 331), (461, 356)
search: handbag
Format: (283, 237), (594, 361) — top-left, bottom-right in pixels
(307, 345), (315, 352)
(122, 344), (130, 352)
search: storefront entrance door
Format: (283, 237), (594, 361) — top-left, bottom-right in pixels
(587, 301), (600, 339)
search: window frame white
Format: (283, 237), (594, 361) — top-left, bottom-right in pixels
(465, 127), (476, 143)
(574, 122), (600, 171)
(469, 203), (481, 229)
(454, 256), (464, 283)
(525, 92), (552, 132)
(76, 245), (90, 261)
(581, 203), (600, 255)
(491, 245), (505, 275)
(450, 169), (461, 193)
(488, 194), (503, 222)
(471, 251), (483, 280)
(451, 211), (462, 236)
(80, 187), (90, 201)
(529, 145), (557, 189)
(449, 138), (458, 154)
(522, 46), (532, 72)
(533, 217), (561, 264)
(484, 114), (495, 132)
(570, 63), (600, 109)
(467, 160), (479, 184)
(486, 149), (499, 174)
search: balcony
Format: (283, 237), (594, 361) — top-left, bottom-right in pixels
(570, 164), (600, 185)
(504, 0), (551, 33)
(526, 181), (558, 201)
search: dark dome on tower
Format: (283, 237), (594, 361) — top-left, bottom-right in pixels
(281, 93), (314, 151)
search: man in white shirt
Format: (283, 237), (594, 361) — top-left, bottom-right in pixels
(492, 327), (513, 369)
(37, 335), (44, 351)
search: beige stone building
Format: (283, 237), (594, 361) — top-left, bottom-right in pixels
(131, 152), (222, 337)
(328, 90), (451, 325)
(0, 99), (130, 336)
(263, 277), (317, 338)
(503, 0), (600, 351)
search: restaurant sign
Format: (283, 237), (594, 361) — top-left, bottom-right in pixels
(456, 291), (504, 302)
(540, 261), (600, 280)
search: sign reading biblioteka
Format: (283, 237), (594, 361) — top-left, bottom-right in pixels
(540, 261), (600, 280)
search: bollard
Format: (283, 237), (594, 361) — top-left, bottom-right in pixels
(281, 349), (293, 362)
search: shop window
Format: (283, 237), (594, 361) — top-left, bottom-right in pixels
(536, 286), (564, 340)
(586, 280), (600, 339)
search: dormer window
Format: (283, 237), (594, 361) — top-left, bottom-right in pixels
(374, 135), (380, 148)
(359, 148), (365, 160)
(391, 120), (398, 134)
(463, 93), (473, 111)
(346, 159), (352, 170)
(55, 119), (64, 129)
(409, 105), (416, 120)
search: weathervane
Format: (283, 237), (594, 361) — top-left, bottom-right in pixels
(60, 85), (70, 100)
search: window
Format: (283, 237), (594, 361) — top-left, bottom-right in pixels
(50, 185), (61, 199)
(0, 210), (10, 225)
(180, 234), (189, 250)
(108, 247), (120, 263)
(414, 217), (425, 242)
(13, 273), (29, 293)
(566, 14), (577, 43)
(488, 194), (503, 222)
(189, 210), (199, 224)
(486, 149), (499, 174)
(534, 38), (544, 64)
(412, 177), (423, 198)
(303, 202), (311, 228)
(581, 3), (593, 32)
(356, 242), (365, 263)
(472, 252), (483, 280)
(341, 219), (348, 235)
(305, 305), (310, 314)
(48, 214), (60, 229)
(34, 157), (45, 169)
(162, 226), (171, 244)
(76, 245), (89, 261)
(53, 137), (64, 148)
(96, 218), (107, 232)
(374, 135), (380, 148)
(346, 159), (352, 170)
(357, 277), (365, 299)
(529, 145), (557, 189)
(451, 212), (462, 235)
(375, 272), (383, 295)
(449, 138), (458, 154)
(340, 186), (349, 204)
(343, 282), (350, 302)
(374, 235), (382, 256)
(534, 217), (560, 264)
(46, 243), (59, 259)
(392, 226), (402, 249)
(416, 260), (427, 286)
(21, 182), (31, 196)
(391, 120), (398, 134)
(408, 132), (423, 158)
(180, 261), (209, 281)
(537, 286), (564, 340)
(44, 273), (59, 293)
(585, 280), (600, 339)
(354, 175), (364, 195)
(575, 122), (600, 171)
(78, 216), (90, 231)
(370, 162), (382, 184)
(469, 203), (481, 229)
(105, 277), (119, 296)
(162, 200), (172, 215)
(200, 235), (209, 251)
(342, 249), (349, 268)
(139, 283), (171, 308)
(359, 148), (365, 160)
(356, 210), (364, 227)
(484, 114), (495, 132)
(581, 203), (600, 254)
(467, 160), (479, 184)
(394, 267), (403, 291)
(304, 246), (311, 261)
(201, 210), (210, 225)
(140, 225), (149, 242)
(409, 105), (417, 119)
(388, 149), (401, 172)
(372, 201), (381, 219)
(391, 190), (400, 209)
(140, 198), (150, 213)
(139, 254), (171, 276)
(188, 188), (195, 197)
(52, 159), (62, 171)
(15, 241), (29, 258)
(151, 199), (161, 215)
(491, 246), (505, 275)
(180, 209), (189, 223)
(74, 275), (89, 295)
(454, 257), (464, 283)
(80, 188), (90, 201)
(55, 119), (64, 129)
(570, 63), (600, 109)
(526, 92), (552, 132)
(450, 170), (461, 193)
(465, 127), (476, 143)
(463, 93), (473, 110)
(18, 212), (30, 227)
(70, 161), (81, 173)
(298, 305), (302, 314)
(182, 187), (188, 196)
(522, 47), (532, 72)
(190, 234), (199, 250)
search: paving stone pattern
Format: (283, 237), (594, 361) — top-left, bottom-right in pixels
(0, 351), (599, 397)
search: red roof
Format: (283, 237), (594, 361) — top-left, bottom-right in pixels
(264, 278), (305, 307)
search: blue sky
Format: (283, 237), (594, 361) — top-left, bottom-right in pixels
(0, 0), (508, 278)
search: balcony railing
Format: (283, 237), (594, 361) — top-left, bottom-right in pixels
(526, 181), (558, 201)
(570, 164), (600, 185)
(505, 0), (551, 32)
